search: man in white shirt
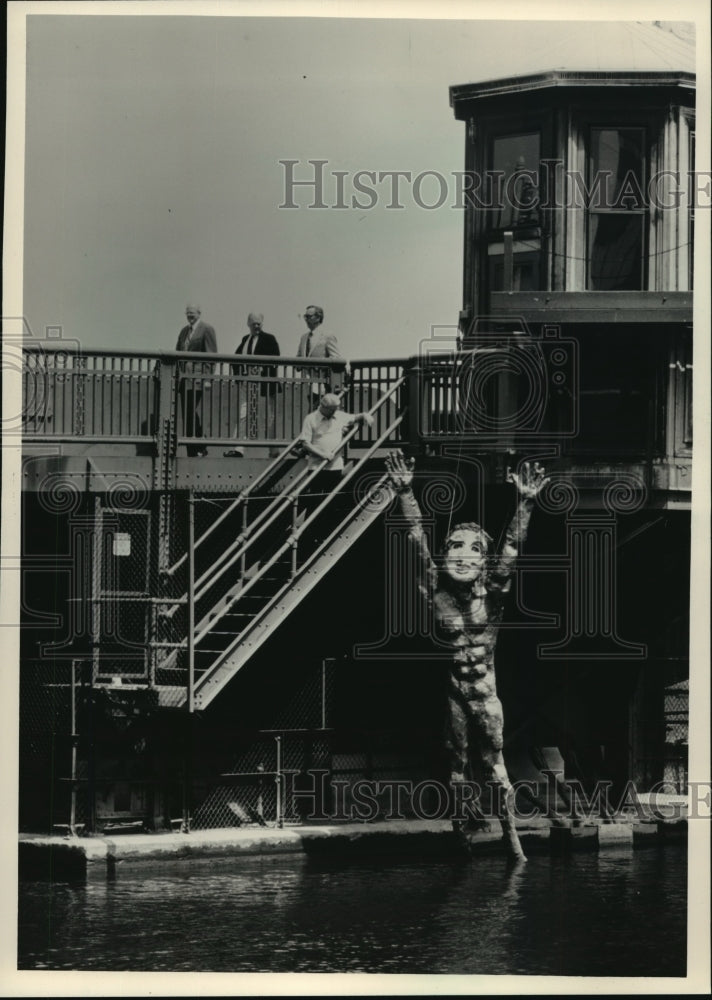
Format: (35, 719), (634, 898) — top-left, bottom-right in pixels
(296, 393), (374, 551)
(297, 393), (371, 470)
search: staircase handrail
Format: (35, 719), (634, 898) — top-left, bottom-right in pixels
(163, 386), (353, 580)
(190, 412), (402, 645)
(166, 411), (402, 651)
(161, 378), (404, 612)
(191, 471), (397, 708)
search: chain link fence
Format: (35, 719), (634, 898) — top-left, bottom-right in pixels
(96, 507), (152, 682)
(633, 662), (689, 794)
(188, 660), (334, 830)
(663, 679), (688, 793)
(84, 488), (280, 708)
(190, 731), (333, 830)
(186, 671), (441, 830)
(19, 661), (75, 833)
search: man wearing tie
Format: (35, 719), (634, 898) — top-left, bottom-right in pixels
(236, 312), (280, 366)
(296, 305), (345, 406)
(224, 313), (281, 458)
(176, 303), (218, 457)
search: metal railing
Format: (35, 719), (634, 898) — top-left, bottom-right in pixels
(21, 342), (668, 459)
(22, 349), (158, 440)
(21, 346), (352, 447)
(150, 380), (404, 694)
(20, 344), (528, 448)
(162, 382), (359, 582)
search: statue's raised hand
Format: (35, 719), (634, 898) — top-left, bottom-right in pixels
(385, 450), (415, 492)
(507, 461), (550, 500)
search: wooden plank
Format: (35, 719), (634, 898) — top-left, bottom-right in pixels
(491, 290), (692, 323)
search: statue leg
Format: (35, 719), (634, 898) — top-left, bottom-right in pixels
(472, 697), (527, 862)
(445, 692), (469, 784)
(445, 693), (489, 835)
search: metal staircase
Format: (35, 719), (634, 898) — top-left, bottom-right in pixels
(152, 383), (403, 709)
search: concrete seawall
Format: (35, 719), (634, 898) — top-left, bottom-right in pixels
(19, 816), (687, 881)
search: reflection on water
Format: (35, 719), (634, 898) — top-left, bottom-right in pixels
(18, 846), (686, 975)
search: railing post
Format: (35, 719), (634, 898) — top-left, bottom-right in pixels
(91, 496), (103, 687)
(187, 491), (195, 714)
(240, 500), (248, 579)
(73, 354), (87, 437)
(154, 355), (178, 575)
(86, 660), (97, 834)
(256, 762), (265, 824)
(290, 496), (299, 577)
(406, 356), (422, 451)
(149, 603), (157, 689)
(275, 735), (283, 828)
(153, 354), (179, 474)
(182, 490), (195, 834)
(69, 660), (78, 837)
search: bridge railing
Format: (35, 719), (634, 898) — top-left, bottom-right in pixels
(174, 353), (351, 449)
(20, 346), (412, 451)
(20, 342), (659, 458)
(21, 347), (351, 448)
(22, 349), (159, 441)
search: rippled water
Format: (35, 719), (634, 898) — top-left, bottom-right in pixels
(18, 846), (686, 975)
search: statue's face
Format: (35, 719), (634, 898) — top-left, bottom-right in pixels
(443, 528), (487, 584)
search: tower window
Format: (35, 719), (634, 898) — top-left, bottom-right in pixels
(486, 130), (542, 291)
(489, 132), (541, 230)
(587, 127), (647, 290)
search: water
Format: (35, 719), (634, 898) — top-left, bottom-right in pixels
(18, 846), (686, 975)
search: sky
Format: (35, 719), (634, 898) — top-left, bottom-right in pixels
(18, 6), (700, 362)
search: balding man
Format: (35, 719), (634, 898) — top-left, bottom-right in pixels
(297, 392), (371, 472)
(296, 392), (374, 550)
(176, 303), (217, 457)
(236, 313), (280, 366)
(225, 313), (281, 458)
(177, 303), (217, 354)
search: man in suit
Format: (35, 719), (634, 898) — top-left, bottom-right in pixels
(296, 305), (346, 407)
(176, 303), (218, 456)
(234, 312), (280, 378)
(225, 312), (281, 458)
